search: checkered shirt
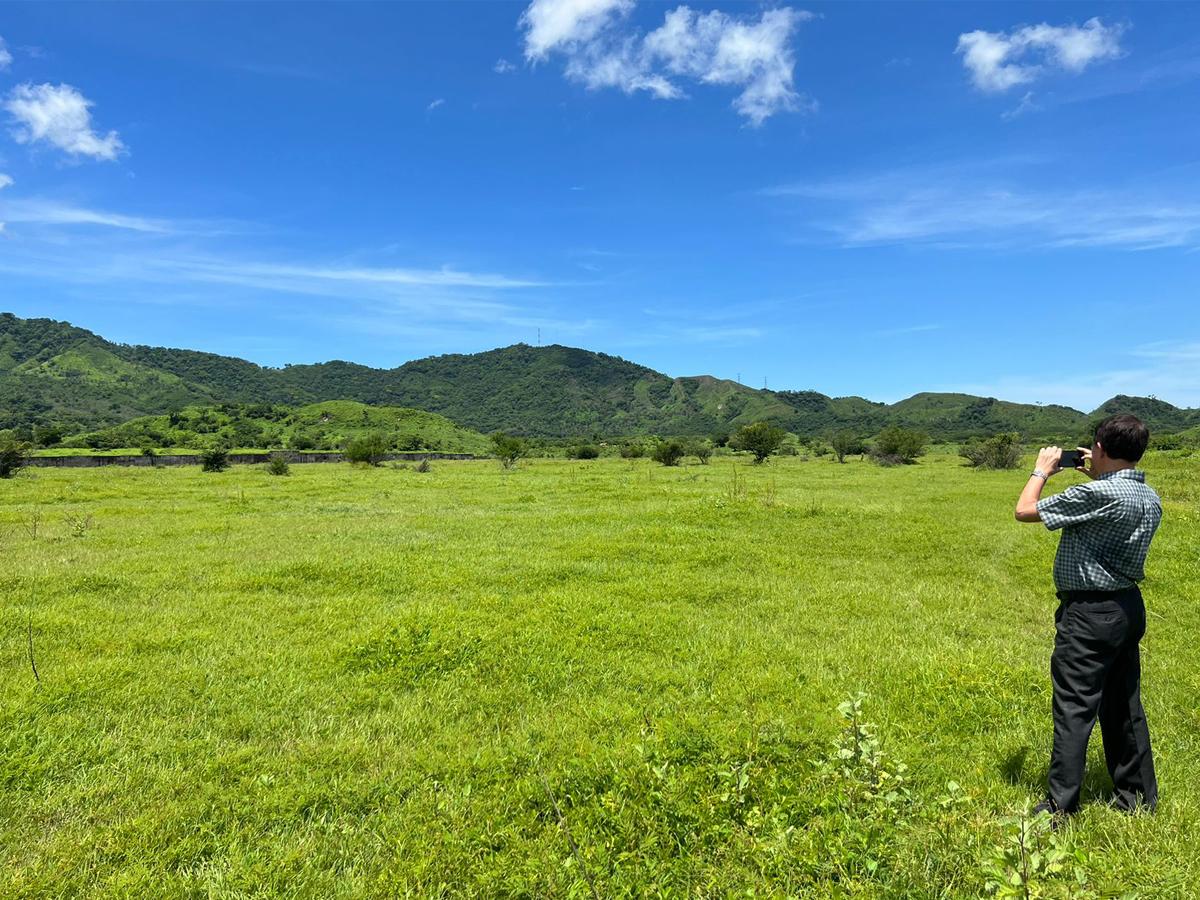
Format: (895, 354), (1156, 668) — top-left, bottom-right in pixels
(1037, 469), (1162, 593)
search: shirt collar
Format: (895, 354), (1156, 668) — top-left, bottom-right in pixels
(1099, 468), (1145, 482)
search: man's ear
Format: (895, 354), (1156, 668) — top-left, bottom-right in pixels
(1093, 441), (1107, 461)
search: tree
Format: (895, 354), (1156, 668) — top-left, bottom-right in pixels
(873, 426), (928, 465)
(572, 444), (600, 460)
(831, 430), (866, 464)
(345, 432), (390, 466)
(688, 439), (713, 465)
(732, 421), (786, 464)
(652, 439), (686, 467)
(0, 440), (31, 479)
(491, 432), (525, 469)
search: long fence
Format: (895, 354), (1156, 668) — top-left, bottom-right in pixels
(27, 451), (476, 468)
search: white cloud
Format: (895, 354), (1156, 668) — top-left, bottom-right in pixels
(518, 0), (812, 125)
(0, 36), (13, 71)
(0, 174), (12, 190)
(4, 83), (125, 160)
(427, 97), (445, 112)
(521, 0), (634, 60)
(957, 18), (1124, 93)
(494, 58), (517, 74)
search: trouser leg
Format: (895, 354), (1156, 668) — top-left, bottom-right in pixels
(1048, 604), (1111, 813)
(1099, 641), (1158, 812)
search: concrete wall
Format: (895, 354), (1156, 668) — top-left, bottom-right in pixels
(27, 452), (476, 468)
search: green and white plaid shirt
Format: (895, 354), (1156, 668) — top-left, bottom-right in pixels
(1037, 469), (1162, 593)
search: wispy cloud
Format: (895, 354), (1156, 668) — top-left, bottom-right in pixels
(764, 161), (1200, 251)
(518, 0), (814, 125)
(872, 323), (942, 337)
(426, 97), (446, 112)
(956, 17), (1124, 93)
(0, 199), (172, 233)
(493, 58), (517, 74)
(4, 83), (125, 161)
(0, 35), (12, 71)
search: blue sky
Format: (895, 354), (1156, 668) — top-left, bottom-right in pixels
(1, 1), (1198, 410)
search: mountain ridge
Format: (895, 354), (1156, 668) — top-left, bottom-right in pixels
(2, 312), (1196, 440)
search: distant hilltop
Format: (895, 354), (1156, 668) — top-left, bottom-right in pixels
(2, 312), (1196, 440)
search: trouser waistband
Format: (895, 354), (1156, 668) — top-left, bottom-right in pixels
(1056, 586), (1142, 603)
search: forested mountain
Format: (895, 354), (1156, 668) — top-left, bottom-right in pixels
(3, 312), (1197, 440)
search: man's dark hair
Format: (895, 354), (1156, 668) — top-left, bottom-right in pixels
(1094, 414), (1149, 463)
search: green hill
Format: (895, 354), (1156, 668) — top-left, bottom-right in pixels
(3, 312), (1197, 441)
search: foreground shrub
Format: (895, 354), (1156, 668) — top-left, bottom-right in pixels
(266, 454), (291, 476)
(961, 432), (1023, 469)
(652, 439), (686, 467)
(492, 432), (525, 469)
(620, 441), (646, 459)
(200, 448), (229, 473)
(345, 433), (390, 466)
(0, 440), (31, 479)
(872, 426), (928, 464)
(732, 422), (786, 464)
(415, 458), (431, 473)
(573, 444), (600, 460)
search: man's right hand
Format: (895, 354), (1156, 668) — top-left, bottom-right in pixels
(1036, 446), (1064, 475)
(1076, 446), (1096, 479)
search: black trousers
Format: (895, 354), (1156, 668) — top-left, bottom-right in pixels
(1049, 586), (1157, 813)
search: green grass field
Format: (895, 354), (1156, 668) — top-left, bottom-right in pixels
(2, 452), (1198, 897)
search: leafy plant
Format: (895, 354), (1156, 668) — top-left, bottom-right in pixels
(873, 426), (928, 465)
(266, 454), (291, 476)
(652, 439), (686, 467)
(492, 432), (525, 469)
(831, 429), (866, 463)
(732, 422), (786, 464)
(982, 801), (1094, 898)
(572, 444), (600, 460)
(200, 447), (230, 473)
(345, 432), (390, 466)
(0, 440), (31, 479)
(961, 432), (1023, 470)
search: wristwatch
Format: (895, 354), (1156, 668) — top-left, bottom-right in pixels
(1031, 468), (1049, 480)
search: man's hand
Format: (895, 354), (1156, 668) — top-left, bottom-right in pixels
(1036, 446), (1064, 476)
(1076, 446), (1095, 480)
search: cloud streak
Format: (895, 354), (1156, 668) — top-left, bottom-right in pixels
(518, 0), (813, 125)
(765, 162), (1200, 251)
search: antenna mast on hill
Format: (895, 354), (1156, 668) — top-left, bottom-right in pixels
(537, 327), (541, 346)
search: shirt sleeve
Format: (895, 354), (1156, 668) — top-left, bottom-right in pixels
(1037, 484), (1117, 531)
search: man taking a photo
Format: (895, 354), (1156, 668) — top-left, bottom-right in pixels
(1014, 414), (1162, 821)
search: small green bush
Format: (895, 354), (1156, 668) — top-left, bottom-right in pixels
(652, 439), (686, 467)
(961, 432), (1023, 469)
(266, 454), (291, 476)
(0, 440), (31, 479)
(200, 448), (230, 473)
(572, 444), (601, 460)
(873, 426), (928, 465)
(345, 433), (390, 466)
(491, 432), (525, 469)
(619, 442), (645, 459)
(415, 458), (431, 474)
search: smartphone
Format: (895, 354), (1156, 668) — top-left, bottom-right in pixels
(1059, 450), (1084, 470)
